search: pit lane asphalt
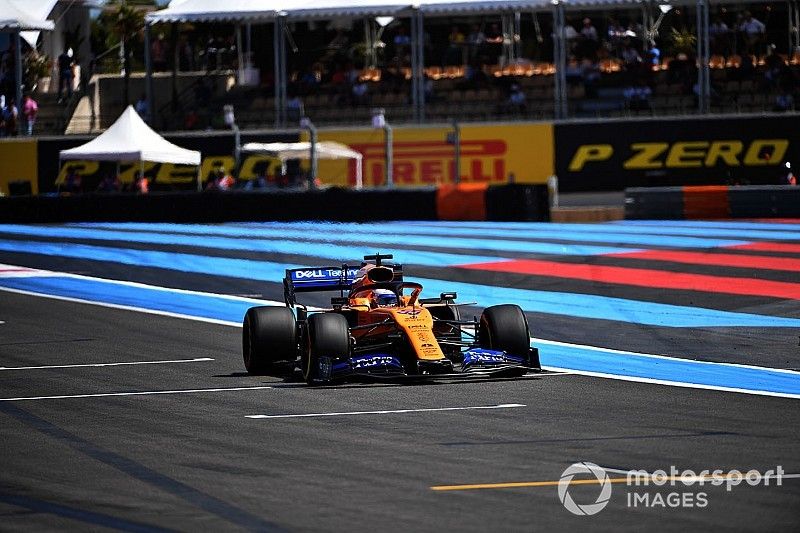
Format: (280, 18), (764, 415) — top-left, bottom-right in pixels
(1, 291), (798, 531)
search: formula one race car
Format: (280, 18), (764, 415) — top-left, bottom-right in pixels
(242, 254), (540, 384)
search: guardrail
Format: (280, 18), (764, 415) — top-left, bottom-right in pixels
(0, 184), (549, 223)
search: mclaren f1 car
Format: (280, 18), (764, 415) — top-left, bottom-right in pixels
(242, 254), (540, 384)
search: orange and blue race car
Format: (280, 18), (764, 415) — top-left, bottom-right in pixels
(242, 254), (540, 384)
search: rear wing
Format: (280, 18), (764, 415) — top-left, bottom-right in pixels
(284, 263), (403, 306)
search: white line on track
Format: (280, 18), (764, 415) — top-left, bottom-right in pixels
(246, 403), (525, 419)
(0, 386), (273, 402)
(539, 366), (800, 400)
(0, 357), (214, 371)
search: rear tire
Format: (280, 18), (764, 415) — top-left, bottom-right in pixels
(478, 304), (532, 361)
(303, 313), (350, 384)
(242, 306), (297, 375)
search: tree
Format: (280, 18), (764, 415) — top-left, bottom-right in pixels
(109, 1), (146, 105)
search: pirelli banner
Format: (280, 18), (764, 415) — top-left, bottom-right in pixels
(31, 130), (298, 193)
(309, 123), (555, 187)
(0, 139), (38, 196)
(555, 115), (800, 192)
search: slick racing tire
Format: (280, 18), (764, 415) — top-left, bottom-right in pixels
(478, 304), (532, 361)
(243, 306), (297, 375)
(303, 313), (350, 385)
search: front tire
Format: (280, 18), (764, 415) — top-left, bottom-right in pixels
(478, 304), (534, 364)
(303, 313), (350, 384)
(242, 306), (297, 375)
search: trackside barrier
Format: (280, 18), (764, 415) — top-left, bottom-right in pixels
(625, 185), (800, 219)
(0, 184), (549, 223)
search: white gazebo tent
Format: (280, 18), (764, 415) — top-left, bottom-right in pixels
(59, 105), (202, 189)
(241, 141), (364, 188)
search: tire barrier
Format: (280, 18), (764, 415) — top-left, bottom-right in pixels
(0, 184), (549, 223)
(625, 185), (800, 219)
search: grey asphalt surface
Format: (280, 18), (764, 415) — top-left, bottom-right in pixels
(1, 290), (798, 532)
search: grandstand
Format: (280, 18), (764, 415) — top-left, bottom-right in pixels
(50, 0), (800, 133)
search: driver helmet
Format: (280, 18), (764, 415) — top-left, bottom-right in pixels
(371, 288), (398, 307)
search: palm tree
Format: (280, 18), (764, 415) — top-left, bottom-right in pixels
(110, 1), (145, 105)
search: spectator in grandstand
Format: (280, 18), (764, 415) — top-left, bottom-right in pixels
(709, 16), (731, 56)
(621, 41), (642, 70)
(178, 34), (195, 71)
(392, 26), (411, 62)
(96, 172), (121, 193)
(287, 94), (305, 121)
(483, 23), (504, 65)
(202, 37), (220, 70)
(129, 171), (148, 194)
(2, 97), (18, 137)
(606, 17), (626, 58)
(57, 47), (74, 102)
(774, 86), (794, 112)
(135, 93), (149, 121)
(763, 46), (793, 91)
(350, 79), (370, 106)
(62, 168), (82, 194)
(645, 45), (661, 69)
(466, 24), (485, 62)
(183, 108), (199, 130)
(577, 18), (599, 60)
(152, 33), (168, 72)
(505, 83), (527, 114)
(444, 26), (465, 66)
(21, 95), (37, 136)
(581, 59), (601, 98)
(423, 74), (436, 102)
(738, 11), (765, 55)
(623, 80), (652, 111)
(242, 167), (270, 190)
(216, 167), (236, 190)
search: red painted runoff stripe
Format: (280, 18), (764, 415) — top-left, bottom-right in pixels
(730, 242), (800, 254)
(606, 249), (800, 272)
(459, 259), (800, 299)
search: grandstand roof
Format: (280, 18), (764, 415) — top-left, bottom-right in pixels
(0, 0), (55, 31)
(147, 0), (754, 25)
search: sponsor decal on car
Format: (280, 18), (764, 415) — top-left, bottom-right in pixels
(350, 354), (403, 371)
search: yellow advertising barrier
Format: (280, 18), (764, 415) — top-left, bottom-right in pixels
(0, 139), (38, 196)
(305, 122), (554, 187)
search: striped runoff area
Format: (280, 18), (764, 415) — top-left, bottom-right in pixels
(0, 219), (799, 397)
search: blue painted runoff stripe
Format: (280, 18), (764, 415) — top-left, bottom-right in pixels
(0, 240), (798, 328)
(2, 274), (799, 399)
(62, 221), (748, 249)
(0, 240), (298, 282)
(537, 339), (800, 399)
(0, 225), (507, 266)
(17, 223), (637, 256)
